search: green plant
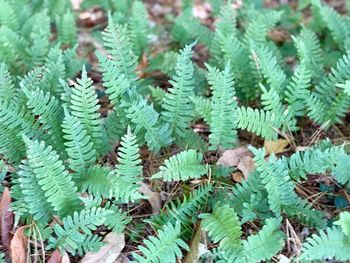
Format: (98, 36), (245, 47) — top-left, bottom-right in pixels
(2, 0), (350, 262)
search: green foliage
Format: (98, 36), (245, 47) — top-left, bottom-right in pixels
(152, 149), (207, 181)
(132, 222), (189, 263)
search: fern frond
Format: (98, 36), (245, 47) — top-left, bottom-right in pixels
(129, 1), (149, 57)
(49, 207), (112, 255)
(78, 165), (112, 197)
(300, 226), (350, 261)
(240, 217), (284, 262)
(23, 136), (81, 217)
(332, 153), (350, 187)
(132, 222), (189, 263)
(199, 204), (242, 256)
(69, 67), (104, 154)
(17, 160), (53, 225)
(56, 11), (77, 46)
(125, 97), (173, 152)
(0, 0), (19, 31)
(236, 107), (279, 140)
(62, 108), (96, 174)
(244, 10), (282, 45)
(151, 149), (207, 181)
(207, 64), (238, 150)
(148, 184), (213, 229)
(191, 96), (212, 123)
(251, 45), (286, 94)
(109, 126), (144, 203)
(161, 42), (196, 137)
(101, 15), (138, 79)
(0, 63), (15, 103)
(251, 147), (297, 215)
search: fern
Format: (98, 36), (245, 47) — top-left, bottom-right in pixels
(300, 226), (350, 261)
(151, 149), (207, 181)
(22, 135), (81, 217)
(78, 165), (112, 197)
(161, 42), (196, 138)
(61, 108), (96, 174)
(69, 67), (104, 154)
(0, 0), (19, 31)
(200, 204), (242, 257)
(251, 147), (298, 215)
(0, 63), (15, 102)
(109, 127), (144, 203)
(236, 107), (279, 140)
(207, 64), (238, 150)
(49, 207), (112, 255)
(129, 1), (149, 57)
(132, 222), (189, 263)
(240, 217), (284, 262)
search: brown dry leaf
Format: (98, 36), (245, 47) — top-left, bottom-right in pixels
(231, 171), (244, 183)
(237, 155), (256, 180)
(217, 146), (251, 167)
(192, 3), (211, 20)
(0, 187), (14, 250)
(264, 139), (289, 155)
(81, 232), (125, 263)
(47, 249), (62, 263)
(139, 183), (161, 214)
(10, 226), (28, 263)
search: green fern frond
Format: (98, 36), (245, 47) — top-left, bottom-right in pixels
(69, 67), (104, 154)
(199, 204), (242, 256)
(240, 217), (284, 262)
(49, 207), (112, 255)
(22, 135), (81, 217)
(78, 165), (112, 197)
(207, 64), (237, 150)
(62, 108), (96, 174)
(0, 0), (19, 31)
(103, 202), (132, 233)
(191, 96), (212, 123)
(56, 11), (77, 46)
(161, 42), (196, 137)
(236, 107), (279, 140)
(101, 15), (138, 79)
(109, 126), (144, 203)
(18, 160), (53, 225)
(132, 222), (189, 263)
(251, 45), (286, 94)
(125, 97), (173, 152)
(148, 184), (213, 229)
(300, 226), (350, 261)
(332, 153), (350, 187)
(0, 63), (15, 102)
(251, 147), (297, 214)
(151, 149), (207, 181)
(129, 1), (149, 57)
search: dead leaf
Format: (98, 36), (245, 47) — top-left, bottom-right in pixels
(217, 146), (251, 167)
(139, 183), (161, 214)
(10, 226), (28, 263)
(0, 187), (14, 250)
(264, 139), (289, 155)
(184, 225), (207, 263)
(192, 3), (211, 20)
(81, 232), (125, 263)
(47, 249), (62, 263)
(70, 0), (82, 10)
(217, 147), (255, 180)
(231, 171), (244, 183)
(114, 255), (130, 263)
(237, 155), (256, 180)
(62, 252), (70, 263)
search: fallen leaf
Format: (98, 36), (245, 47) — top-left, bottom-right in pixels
(114, 255), (130, 263)
(0, 187), (14, 250)
(231, 171), (244, 183)
(237, 155), (256, 180)
(10, 226), (28, 263)
(62, 252), (70, 263)
(264, 139), (289, 155)
(81, 232), (125, 263)
(47, 249), (62, 263)
(139, 183), (161, 214)
(217, 147), (255, 180)
(217, 146), (251, 167)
